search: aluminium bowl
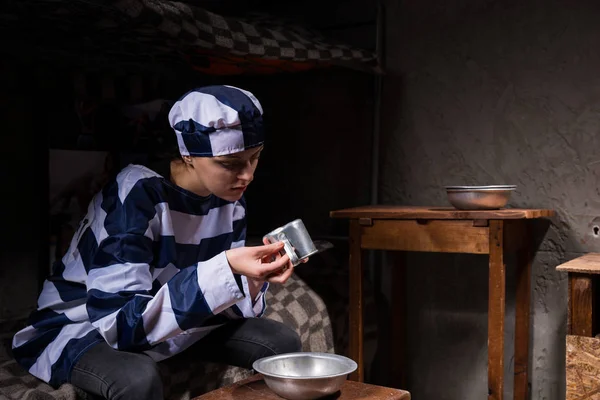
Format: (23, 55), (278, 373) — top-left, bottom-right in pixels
(252, 352), (357, 400)
(445, 185), (517, 210)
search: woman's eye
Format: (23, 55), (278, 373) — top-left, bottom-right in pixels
(220, 162), (243, 170)
(218, 157), (259, 170)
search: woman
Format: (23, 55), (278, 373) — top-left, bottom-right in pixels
(12, 86), (302, 400)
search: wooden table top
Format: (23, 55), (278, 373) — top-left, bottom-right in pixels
(330, 206), (554, 220)
(556, 253), (600, 274)
(192, 374), (410, 400)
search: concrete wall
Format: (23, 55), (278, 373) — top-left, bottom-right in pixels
(380, 0), (600, 398)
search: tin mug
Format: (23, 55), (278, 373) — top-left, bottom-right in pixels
(263, 219), (318, 266)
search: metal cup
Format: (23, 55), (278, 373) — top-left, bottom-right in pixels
(263, 219), (319, 267)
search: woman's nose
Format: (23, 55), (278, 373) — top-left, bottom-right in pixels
(237, 163), (255, 182)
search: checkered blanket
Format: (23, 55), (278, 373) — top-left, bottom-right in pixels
(0, 274), (336, 400)
(1, 0), (376, 71)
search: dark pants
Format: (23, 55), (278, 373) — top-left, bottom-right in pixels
(69, 318), (301, 400)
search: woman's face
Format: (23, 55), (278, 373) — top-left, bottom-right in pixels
(190, 145), (263, 201)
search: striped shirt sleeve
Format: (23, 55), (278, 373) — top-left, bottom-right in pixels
(86, 177), (245, 352)
(230, 198), (269, 318)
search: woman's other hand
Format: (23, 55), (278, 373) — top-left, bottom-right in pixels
(225, 242), (294, 284)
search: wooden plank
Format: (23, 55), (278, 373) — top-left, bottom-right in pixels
(360, 220), (489, 254)
(557, 253), (600, 274)
(570, 274), (594, 337)
(192, 374), (411, 399)
(568, 276), (573, 334)
(488, 220), (505, 400)
(566, 335), (600, 400)
(330, 206), (555, 220)
(349, 220), (365, 382)
(391, 253), (406, 390)
(359, 218), (373, 226)
(513, 225), (533, 400)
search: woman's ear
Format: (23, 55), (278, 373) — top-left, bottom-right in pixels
(182, 156), (194, 166)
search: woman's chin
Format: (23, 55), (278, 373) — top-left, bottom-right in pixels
(218, 191), (244, 202)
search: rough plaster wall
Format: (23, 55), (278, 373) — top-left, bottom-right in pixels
(380, 0), (600, 399)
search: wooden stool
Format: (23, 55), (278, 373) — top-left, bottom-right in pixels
(556, 253), (600, 399)
(192, 374), (411, 400)
(557, 253), (600, 337)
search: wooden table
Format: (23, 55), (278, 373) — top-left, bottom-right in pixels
(192, 374), (410, 399)
(330, 206), (554, 400)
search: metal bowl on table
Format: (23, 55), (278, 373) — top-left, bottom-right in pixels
(445, 185), (517, 210)
(252, 352), (357, 400)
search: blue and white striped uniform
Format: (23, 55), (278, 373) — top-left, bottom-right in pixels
(12, 164), (268, 387)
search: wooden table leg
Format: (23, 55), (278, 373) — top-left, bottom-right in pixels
(569, 273), (594, 337)
(488, 220), (505, 400)
(391, 252), (406, 389)
(514, 225), (532, 400)
(349, 219), (364, 382)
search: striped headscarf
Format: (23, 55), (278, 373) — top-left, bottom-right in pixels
(168, 85), (264, 157)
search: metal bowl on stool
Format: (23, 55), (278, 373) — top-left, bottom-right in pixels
(252, 352), (357, 400)
(446, 185), (517, 210)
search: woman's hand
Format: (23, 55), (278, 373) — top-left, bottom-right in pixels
(260, 238), (310, 264)
(225, 242), (294, 284)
